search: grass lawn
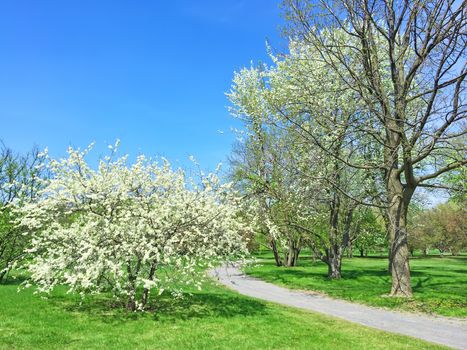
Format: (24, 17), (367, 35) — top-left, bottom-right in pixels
(0, 274), (448, 349)
(245, 252), (467, 318)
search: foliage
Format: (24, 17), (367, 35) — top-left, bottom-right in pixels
(281, 0), (466, 296)
(16, 142), (249, 310)
(351, 209), (386, 256)
(227, 44), (377, 277)
(443, 166), (467, 204)
(409, 202), (467, 255)
(0, 143), (46, 282)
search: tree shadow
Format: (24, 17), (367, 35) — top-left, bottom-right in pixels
(49, 290), (268, 324)
(151, 292), (268, 322)
(0, 275), (29, 286)
(253, 267), (391, 280)
(252, 262), (447, 280)
(412, 277), (431, 292)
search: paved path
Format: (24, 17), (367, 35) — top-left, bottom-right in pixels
(209, 265), (467, 350)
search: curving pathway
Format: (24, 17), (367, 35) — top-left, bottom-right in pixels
(209, 264), (467, 350)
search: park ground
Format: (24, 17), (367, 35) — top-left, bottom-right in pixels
(245, 252), (467, 318)
(0, 266), (452, 350)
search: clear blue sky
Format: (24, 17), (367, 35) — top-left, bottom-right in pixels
(0, 0), (284, 170)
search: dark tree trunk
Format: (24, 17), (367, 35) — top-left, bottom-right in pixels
(0, 270), (7, 284)
(126, 258), (141, 311)
(271, 239), (282, 267)
(323, 199), (353, 279)
(359, 248), (364, 257)
(141, 261), (157, 308)
(126, 297), (136, 311)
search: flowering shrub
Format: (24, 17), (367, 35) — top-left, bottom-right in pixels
(17, 143), (249, 310)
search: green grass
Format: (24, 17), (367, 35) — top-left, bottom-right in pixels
(0, 274), (447, 349)
(245, 252), (467, 317)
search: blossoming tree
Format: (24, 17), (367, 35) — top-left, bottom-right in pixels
(17, 143), (249, 310)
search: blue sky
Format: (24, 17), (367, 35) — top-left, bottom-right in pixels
(0, 0), (284, 170)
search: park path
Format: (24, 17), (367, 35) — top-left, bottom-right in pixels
(209, 264), (467, 350)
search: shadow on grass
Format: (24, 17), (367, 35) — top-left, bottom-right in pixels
(412, 277), (431, 292)
(47, 290), (269, 324)
(0, 275), (29, 286)
(152, 292), (268, 321)
(251, 261), (456, 281)
(250, 267), (391, 280)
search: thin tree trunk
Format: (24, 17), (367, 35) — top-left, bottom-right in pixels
(127, 297), (136, 311)
(271, 238), (282, 267)
(311, 248), (317, 264)
(141, 261), (157, 308)
(0, 270), (7, 284)
(347, 241), (353, 258)
(126, 258), (141, 311)
(293, 245), (300, 264)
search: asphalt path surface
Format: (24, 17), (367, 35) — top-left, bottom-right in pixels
(209, 264), (467, 349)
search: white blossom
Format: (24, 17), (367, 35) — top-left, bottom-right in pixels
(16, 145), (250, 310)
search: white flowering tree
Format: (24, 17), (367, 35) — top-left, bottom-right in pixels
(227, 44), (377, 278)
(17, 143), (248, 311)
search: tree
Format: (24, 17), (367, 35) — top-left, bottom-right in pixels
(229, 117), (307, 267)
(352, 208), (386, 257)
(443, 166), (467, 204)
(283, 0), (466, 296)
(227, 54), (375, 278)
(0, 143), (45, 282)
(16, 144), (248, 311)
(410, 201), (466, 256)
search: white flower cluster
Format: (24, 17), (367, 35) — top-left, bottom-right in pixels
(16, 144), (249, 310)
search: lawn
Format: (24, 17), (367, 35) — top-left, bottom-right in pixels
(0, 274), (447, 349)
(245, 252), (467, 318)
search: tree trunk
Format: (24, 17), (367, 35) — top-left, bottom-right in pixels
(141, 261), (157, 308)
(347, 242), (353, 258)
(126, 297), (136, 311)
(294, 248), (300, 264)
(284, 238), (301, 267)
(326, 251), (342, 279)
(311, 248), (317, 264)
(271, 239), (282, 267)
(387, 187), (413, 297)
(126, 258), (141, 311)
(0, 270), (7, 284)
